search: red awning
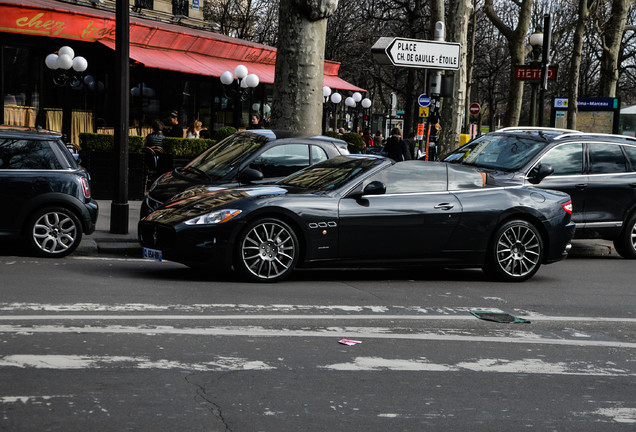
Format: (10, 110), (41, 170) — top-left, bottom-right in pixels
(0, 0), (365, 92)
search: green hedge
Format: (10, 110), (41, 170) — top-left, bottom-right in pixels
(79, 133), (216, 155)
(343, 132), (365, 153)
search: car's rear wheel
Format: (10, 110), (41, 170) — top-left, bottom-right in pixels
(484, 220), (543, 282)
(27, 207), (82, 258)
(235, 218), (299, 282)
(613, 213), (636, 259)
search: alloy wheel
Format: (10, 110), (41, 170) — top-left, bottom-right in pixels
(32, 211), (79, 255)
(495, 223), (541, 278)
(240, 220), (297, 281)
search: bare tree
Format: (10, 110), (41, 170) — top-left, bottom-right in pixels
(598, 0), (633, 97)
(270, 0), (339, 134)
(483, 0), (533, 127)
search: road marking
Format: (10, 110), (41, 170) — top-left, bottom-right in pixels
(0, 354), (273, 371)
(1, 324), (636, 349)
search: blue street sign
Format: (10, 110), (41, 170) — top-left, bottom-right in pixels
(418, 94), (431, 108)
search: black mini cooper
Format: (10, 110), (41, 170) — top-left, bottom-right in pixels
(445, 127), (636, 258)
(0, 126), (98, 257)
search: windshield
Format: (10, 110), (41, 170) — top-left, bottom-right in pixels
(444, 133), (549, 171)
(182, 132), (270, 180)
(278, 155), (385, 191)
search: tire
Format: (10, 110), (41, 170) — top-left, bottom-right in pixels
(235, 218), (299, 282)
(484, 220), (544, 282)
(613, 213), (636, 259)
(26, 207), (83, 258)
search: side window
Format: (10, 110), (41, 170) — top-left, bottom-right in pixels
(621, 145), (636, 171)
(311, 145), (328, 164)
(533, 143), (583, 176)
(251, 144), (310, 178)
(362, 161), (447, 194)
(589, 143), (627, 174)
(0, 139), (61, 170)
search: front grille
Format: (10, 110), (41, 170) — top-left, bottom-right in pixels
(139, 223), (176, 250)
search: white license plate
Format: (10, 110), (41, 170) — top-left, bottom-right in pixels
(142, 247), (163, 262)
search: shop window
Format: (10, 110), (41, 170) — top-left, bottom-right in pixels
(172, 0), (189, 16)
(134, 0), (153, 10)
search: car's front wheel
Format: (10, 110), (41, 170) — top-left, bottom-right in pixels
(484, 220), (544, 282)
(26, 207), (83, 258)
(613, 213), (636, 259)
(235, 218), (299, 282)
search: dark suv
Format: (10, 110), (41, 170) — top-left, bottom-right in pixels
(444, 127), (636, 258)
(141, 129), (350, 218)
(0, 126), (98, 257)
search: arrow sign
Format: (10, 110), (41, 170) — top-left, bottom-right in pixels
(373, 37), (461, 70)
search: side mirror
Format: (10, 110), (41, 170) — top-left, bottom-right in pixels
(363, 180), (386, 195)
(528, 164), (554, 184)
(238, 167), (264, 184)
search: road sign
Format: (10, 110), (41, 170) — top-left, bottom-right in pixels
(371, 37), (461, 70)
(418, 94), (431, 107)
(469, 102), (481, 115)
(419, 107), (429, 117)
(514, 65), (558, 81)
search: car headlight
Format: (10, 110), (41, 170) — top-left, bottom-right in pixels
(185, 209), (242, 225)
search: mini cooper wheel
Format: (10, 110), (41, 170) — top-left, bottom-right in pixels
(27, 207), (82, 258)
(613, 213), (636, 259)
(484, 220), (544, 282)
(236, 218), (299, 282)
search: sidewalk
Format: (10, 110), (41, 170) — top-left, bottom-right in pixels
(76, 199), (618, 258)
(76, 200), (143, 257)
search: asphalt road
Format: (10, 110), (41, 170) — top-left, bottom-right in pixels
(0, 254), (635, 431)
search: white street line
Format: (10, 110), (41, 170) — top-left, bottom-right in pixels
(1, 324), (636, 349)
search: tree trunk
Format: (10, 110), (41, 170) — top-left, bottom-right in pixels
(599, 0), (630, 97)
(439, 0), (472, 157)
(270, 0), (338, 134)
(484, 0), (533, 127)
(567, 0), (594, 130)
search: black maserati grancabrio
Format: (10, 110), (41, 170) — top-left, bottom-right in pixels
(139, 155), (575, 282)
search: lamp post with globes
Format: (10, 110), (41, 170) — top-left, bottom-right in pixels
(220, 65), (259, 128)
(528, 29), (543, 126)
(322, 86), (342, 134)
(45, 46), (88, 144)
(344, 92), (372, 133)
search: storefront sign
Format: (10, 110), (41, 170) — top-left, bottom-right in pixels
(2, 8), (115, 41)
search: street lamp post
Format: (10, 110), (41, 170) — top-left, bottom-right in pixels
(529, 30), (543, 126)
(220, 65), (259, 128)
(344, 92), (372, 133)
(322, 86), (342, 134)
(538, 13), (552, 127)
(45, 46), (88, 144)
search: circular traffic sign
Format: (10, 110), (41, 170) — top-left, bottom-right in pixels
(469, 102), (481, 115)
(418, 94), (431, 108)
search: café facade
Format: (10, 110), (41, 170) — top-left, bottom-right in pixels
(0, 0), (364, 144)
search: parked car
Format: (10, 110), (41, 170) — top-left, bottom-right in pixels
(0, 126), (98, 257)
(444, 127), (636, 258)
(139, 155), (574, 282)
(140, 129), (349, 218)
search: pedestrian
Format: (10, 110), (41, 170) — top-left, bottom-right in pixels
(249, 114), (263, 129)
(373, 130), (384, 148)
(404, 130), (418, 160)
(186, 120), (203, 138)
(144, 119), (165, 148)
(383, 127), (410, 162)
(362, 129), (373, 154)
(164, 110), (184, 138)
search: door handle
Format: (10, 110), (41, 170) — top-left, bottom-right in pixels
(434, 203), (454, 210)
(629, 183), (636, 188)
(575, 183), (588, 190)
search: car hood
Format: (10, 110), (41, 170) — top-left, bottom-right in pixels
(148, 169), (238, 204)
(143, 185), (293, 225)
